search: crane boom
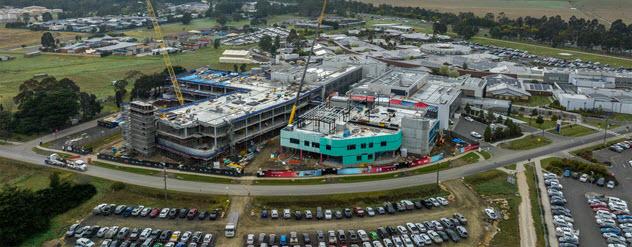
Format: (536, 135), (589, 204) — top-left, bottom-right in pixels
(287, 0), (328, 126)
(145, 0), (185, 105)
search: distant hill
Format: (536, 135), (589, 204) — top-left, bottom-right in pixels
(357, 0), (631, 23)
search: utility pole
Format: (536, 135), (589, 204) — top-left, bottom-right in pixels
(162, 162), (167, 201)
(603, 117), (609, 145)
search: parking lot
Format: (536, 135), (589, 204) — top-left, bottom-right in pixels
(452, 117), (487, 142)
(556, 146), (632, 246)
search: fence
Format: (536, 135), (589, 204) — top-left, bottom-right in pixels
(97, 153), (242, 177)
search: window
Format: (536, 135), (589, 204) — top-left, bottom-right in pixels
(369, 142), (374, 148)
(361, 143), (366, 149)
(304, 140), (310, 146)
(347, 144), (356, 150)
(357, 156), (362, 161)
(326, 145), (331, 150)
(290, 138), (299, 144)
(380, 141), (387, 147)
(368, 154), (373, 159)
(312, 142), (320, 148)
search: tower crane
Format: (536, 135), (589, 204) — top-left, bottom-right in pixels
(145, 0), (185, 105)
(287, 0), (328, 126)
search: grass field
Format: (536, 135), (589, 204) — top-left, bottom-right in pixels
(584, 117), (616, 129)
(549, 124), (597, 137)
(358, 0), (632, 23)
(500, 135), (552, 150)
(0, 45), (247, 101)
(512, 114), (559, 130)
(0, 157), (228, 247)
(464, 169), (520, 246)
(0, 27), (88, 50)
(525, 164), (546, 247)
(252, 183), (447, 210)
(478, 150), (492, 159)
(512, 96), (552, 107)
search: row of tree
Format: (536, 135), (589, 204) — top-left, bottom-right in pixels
(0, 76), (102, 136)
(0, 173), (97, 246)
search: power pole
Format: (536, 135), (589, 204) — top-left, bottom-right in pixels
(162, 162), (168, 201)
(603, 117), (609, 145)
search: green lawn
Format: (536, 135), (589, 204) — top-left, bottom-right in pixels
(252, 183), (447, 210)
(583, 117), (617, 129)
(525, 164), (546, 247)
(512, 114), (559, 130)
(0, 157), (228, 247)
(478, 150), (492, 160)
(549, 124), (597, 137)
(471, 36), (632, 68)
(540, 157), (563, 171)
(512, 96), (552, 107)
(500, 135), (552, 150)
(504, 163), (517, 170)
(464, 169), (520, 247)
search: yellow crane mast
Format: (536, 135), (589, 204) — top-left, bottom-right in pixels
(287, 0), (328, 126)
(145, 0), (185, 105)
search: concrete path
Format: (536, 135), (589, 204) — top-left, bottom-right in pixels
(516, 162), (537, 247)
(534, 157), (559, 247)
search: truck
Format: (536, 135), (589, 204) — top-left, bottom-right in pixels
(44, 153), (87, 172)
(224, 211), (239, 238)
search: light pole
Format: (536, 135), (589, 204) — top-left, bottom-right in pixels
(162, 162), (167, 201)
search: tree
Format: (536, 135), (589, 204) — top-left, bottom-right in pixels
(41, 12), (53, 22)
(432, 21), (447, 35)
(453, 20), (479, 39)
(217, 15), (228, 27)
(258, 35), (273, 54)
(536, 115), (544, 126)
(272, 35), (281, 54)
(181, 12), (192, 25)
(486, 110), (495, 123)
(211, 38), (221, 50)
(112, 80), (128, 108)
(79, 92), (102, 121)
(131, 73), (167, 100)
(551, 115), (558, 122)
(239, 64), (247, 72)
(0, 105), (11, 141)
(40, 32), (56, 49)
(484, 126), (493, 142)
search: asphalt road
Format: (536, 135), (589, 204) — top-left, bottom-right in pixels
(1, 118), (631, 196)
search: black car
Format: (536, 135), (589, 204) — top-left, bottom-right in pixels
(383, 202), (395, 214)
(437, 230), (449, 241)
(335, 210), (343, 219)
(178, 208), (188, 218)
(344, 208), (353, 218)
(168, 208), (178, 219)
(386, 226), (398, 236)
(209, 209), (219, 220)
(303, 233), (311, 244)
(422, 199), (433, 209)
(261, 209), (268, 219)
(159, 230), (172, 242)
(377, 227), (389, 239)
(294, 211), (302, 220)
(198, 210), (208, 220)
(446, 229), (461, 242)
(102, 205), (113, 216)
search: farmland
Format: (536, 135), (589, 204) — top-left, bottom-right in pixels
(357, 0), (632, 23)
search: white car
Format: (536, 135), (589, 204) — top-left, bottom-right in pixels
(76, 238), (95, 247)
(484, 208), (498, 220)
(436, 197), (449, 206)
(246, 234), (255, 245)
(607, 180), (616, 189)
(159, 208), (170, 218)
(470, 131), (482, 139)
(324, 209), (333, 220)
(464, 116), (474, 122)
(271, 209), (279, 219)
(579, 174), (588, 182)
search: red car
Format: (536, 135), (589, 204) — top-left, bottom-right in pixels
(149, 208), (161, 218)
(187, 208), (198, 220)
(354, 207), (365, 217)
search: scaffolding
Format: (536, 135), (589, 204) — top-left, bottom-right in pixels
(297, 104), (349, 134)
